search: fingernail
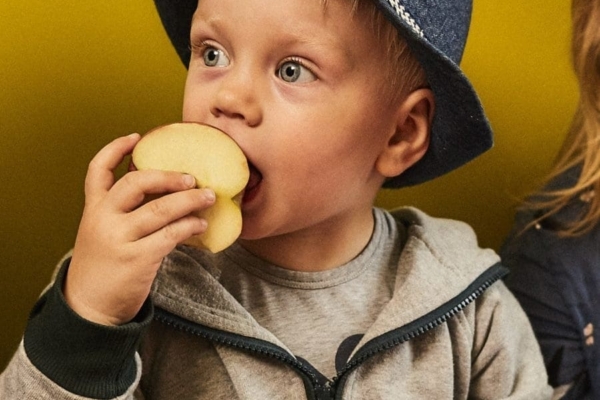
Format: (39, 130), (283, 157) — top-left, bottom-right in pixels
(203, 188), (216, 202)
(183, 174), (196, 188)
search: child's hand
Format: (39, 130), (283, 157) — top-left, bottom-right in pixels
(65, 133), (215, 326)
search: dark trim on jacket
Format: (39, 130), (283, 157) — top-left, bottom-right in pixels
(23, 259), (153, 399)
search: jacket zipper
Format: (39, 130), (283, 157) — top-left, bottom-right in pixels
(153, 309), (326, 398)
(154, 263), (508, 400)
(329, 263), (508, 399)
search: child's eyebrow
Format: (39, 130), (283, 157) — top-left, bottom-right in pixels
(190, 12), (223, 33)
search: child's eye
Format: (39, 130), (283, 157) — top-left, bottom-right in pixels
(277, 60), (316, 83)
(203, 46), (229, 67)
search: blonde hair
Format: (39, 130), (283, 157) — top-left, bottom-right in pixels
(523, 0), (600, 236)
(360, 0), (428, 98)
(324, 0), (428, 99)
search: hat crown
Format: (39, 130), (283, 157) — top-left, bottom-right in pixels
(379, 0), (472, 64)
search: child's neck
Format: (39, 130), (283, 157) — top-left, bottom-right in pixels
(238, 210), (375, 272)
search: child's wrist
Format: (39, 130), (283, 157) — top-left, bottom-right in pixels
(23, 257), (153, 398)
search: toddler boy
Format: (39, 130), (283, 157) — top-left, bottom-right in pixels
(1, 0), (552, 398)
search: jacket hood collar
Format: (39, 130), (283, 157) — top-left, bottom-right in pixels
(151, 207), (499, 343)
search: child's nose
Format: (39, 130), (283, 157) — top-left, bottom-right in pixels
(210, 68), (262, 127)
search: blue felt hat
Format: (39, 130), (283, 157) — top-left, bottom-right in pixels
(153, 0), (493, 188)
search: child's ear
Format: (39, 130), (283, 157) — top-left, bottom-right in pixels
(375, 88), (434, 178)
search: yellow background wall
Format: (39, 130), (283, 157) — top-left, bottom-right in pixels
(0, 1), (576, 368)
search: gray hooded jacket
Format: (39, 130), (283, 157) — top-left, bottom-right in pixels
(0, 208), (552, 399)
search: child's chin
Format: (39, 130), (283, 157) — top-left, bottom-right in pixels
(238, 219), (271, 243)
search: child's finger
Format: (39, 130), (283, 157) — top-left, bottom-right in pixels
(126, 187), (215, 239)
(108, 169), (202, 212)
(84, 133), (141, 201)
(135, 214), (209, 255)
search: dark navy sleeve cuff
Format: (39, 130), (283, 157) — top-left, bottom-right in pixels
(23, 258), (153, 399)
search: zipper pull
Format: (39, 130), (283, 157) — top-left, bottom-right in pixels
(314, 383), (334, 400)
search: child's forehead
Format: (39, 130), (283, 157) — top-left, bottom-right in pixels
(190, 0), (382, 52)
(191, 0), (369, 30)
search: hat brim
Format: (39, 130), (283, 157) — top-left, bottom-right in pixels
(375, 1), (493, 187)
(153, 0), (493, 188)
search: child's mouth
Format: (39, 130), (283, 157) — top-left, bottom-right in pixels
(242, 162), (262, 204)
